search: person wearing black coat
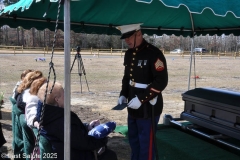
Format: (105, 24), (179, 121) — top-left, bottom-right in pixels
(37, 82), (117, 160)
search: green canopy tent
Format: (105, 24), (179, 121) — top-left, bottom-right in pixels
(1, 0), (240, 36)
(1, 0), (240, 159)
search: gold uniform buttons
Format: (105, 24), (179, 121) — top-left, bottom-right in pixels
(133, 58), (135, 60)
(141, 100), (144, 102)
(133, 52), (136, 55)
(131, 63), (134, 66)
(130, 74), (132, 76)
(130, 68), (133, 71)
(150, 93), (152, 95)
(136, 48), (138, 51)
(132, 79), (134, 81)
(140, 66), (142, 68)
(146, 96), (148, 98)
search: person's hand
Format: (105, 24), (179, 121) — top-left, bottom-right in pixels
(127, 96), (141, 109)
(34, 121), (40, 129)
(88, 119), (100, 130)
(149, 96), (158, 105)
(118, 95), (127, 105)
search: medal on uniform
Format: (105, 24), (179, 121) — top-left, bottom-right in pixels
(138, 60), (142, 66)
(144, 60), (147, 65)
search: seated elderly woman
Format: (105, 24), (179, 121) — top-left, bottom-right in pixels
(37, 82), (117, 160)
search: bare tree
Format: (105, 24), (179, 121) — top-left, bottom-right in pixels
(4, 26), (9, 45)
(21, 27), (24, 46)
(43, 29), (46, 47)
(0, 27), (3, 44)
(31, 28), (35, 47)
(16, 27), (19, 45)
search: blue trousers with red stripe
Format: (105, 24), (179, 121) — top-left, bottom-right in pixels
(128, 115), (160, 160)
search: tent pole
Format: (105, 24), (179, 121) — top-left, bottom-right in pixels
(188, 38), (194, 90)
(64, 0), (71, 160)
(188, 12), (195, 90)
(193, 41), (196, 88)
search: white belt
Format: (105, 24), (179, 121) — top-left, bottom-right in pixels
(129, 80), (148, 88)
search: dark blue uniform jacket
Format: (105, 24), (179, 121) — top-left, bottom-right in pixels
(120, 39), (168, 118)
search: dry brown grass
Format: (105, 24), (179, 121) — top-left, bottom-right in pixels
(1, 53), (240, 125)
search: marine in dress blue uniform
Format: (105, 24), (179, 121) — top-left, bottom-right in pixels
(117, 24), (168, 160)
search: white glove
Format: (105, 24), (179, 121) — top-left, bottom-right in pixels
(149, 96), (158, 105)
(127, 96), (141, 109)
(118, 95), (127, 105)
(88, 119), (100, 130)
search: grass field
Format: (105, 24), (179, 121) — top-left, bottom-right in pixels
(1, 53), (240, 121)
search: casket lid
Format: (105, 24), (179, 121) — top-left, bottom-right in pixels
(182, 87), (240, 108)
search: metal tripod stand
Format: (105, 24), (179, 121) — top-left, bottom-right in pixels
(70, 46), (90, 93)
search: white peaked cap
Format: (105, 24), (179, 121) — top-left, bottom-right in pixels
(116, 23), (143, 39)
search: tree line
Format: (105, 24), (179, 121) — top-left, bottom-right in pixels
(0, 25), (240, 53)
(1, 0), (240, 52)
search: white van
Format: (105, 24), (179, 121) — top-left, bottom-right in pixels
(170, 49), (183, 54)
(194, 48), (207, 53)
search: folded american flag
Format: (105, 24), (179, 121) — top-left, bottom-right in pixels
(88, 121), (116, 139)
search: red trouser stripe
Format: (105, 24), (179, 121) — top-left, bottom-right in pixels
(148, 126), (153, 160)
